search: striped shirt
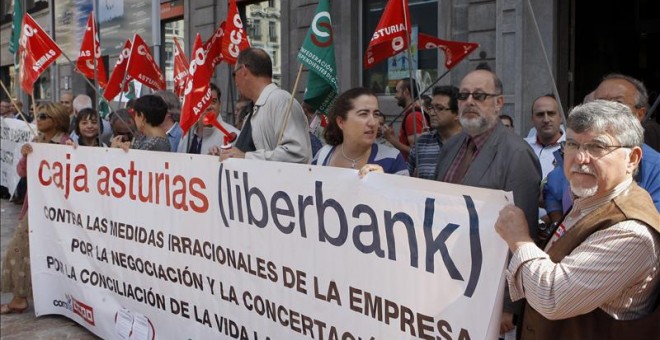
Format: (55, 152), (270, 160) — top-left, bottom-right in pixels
(312, 143), (409, 176)
(408, 131), (442, 179)
(507, 178), (660, 320)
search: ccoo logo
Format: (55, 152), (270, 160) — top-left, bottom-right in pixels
(20, 24), (37, 48)
(310, 11), (333, 48)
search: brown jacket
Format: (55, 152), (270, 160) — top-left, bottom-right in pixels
(521, 183), (660, 340)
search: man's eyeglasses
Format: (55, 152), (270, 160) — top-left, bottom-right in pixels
(232, 64), (247, 77)
(564, 140), (630, 158)
(36, 113), (52, 120)
(430, 104), (452, 112)
(456, 92), (500, 102)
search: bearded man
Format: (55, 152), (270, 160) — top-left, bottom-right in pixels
(495, 100), (659, 339)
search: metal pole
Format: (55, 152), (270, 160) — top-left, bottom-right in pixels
(389, 68), (451, 126)
(525, 0), (566, 124)
(152, 0), (161, 67)
(59, 50), (138, 136)
(49, 0), (58, 102)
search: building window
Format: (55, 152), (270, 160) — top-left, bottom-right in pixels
(162, 19), (185, 93)
(250, 19), (262, 40)
(242, 0), (281, 84)
(362, 0), (438, 95)
(268, 21), (277, 42)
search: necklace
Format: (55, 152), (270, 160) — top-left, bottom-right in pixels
(340, 144), (366, 169)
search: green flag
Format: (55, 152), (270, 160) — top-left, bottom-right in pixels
(297, 0), (338, 115)
(98, 89), (111, 118)
(125, 81), (136, 100)
(8, 0), (23, 55)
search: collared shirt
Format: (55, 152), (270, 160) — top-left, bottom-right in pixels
(408, 131), (442, 179)
(166, 122), (183, 152)
(507, 178), (660, 320)
(442, 125), (496, 183)
(525, 133), (565, 179)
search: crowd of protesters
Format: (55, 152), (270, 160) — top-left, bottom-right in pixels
(1, 47), (658, 339)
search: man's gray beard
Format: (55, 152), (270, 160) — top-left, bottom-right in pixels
(459, 115), (490, 136)
(570, 182), (598, 198)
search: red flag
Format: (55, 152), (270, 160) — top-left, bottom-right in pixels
(179, 34), (214, 135)
(221, 0), (250, 64)
(204, 21), (225, 72)
(103, 39), (133, 101)
(126, 34), (166, 91)
(418, 33), (479, 70)
(172, 37), (189, 97)
(75, 13), (108, 87)
(18, 13), (62, 95)
(363, 0), (411, 69)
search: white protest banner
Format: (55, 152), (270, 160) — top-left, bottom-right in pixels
(1, 118), (34, 195)
(28, 144), (511, 339)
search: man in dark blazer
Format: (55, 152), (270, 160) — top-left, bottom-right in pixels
(434, 69), (542, 336)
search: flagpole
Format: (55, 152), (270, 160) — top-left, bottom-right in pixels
(116, 34), (138, 111)
(277, 64), (304, 145)
(401, 0), (423, 176)
(58, 51), (138, 137)
(91, 2), (102, 142)
(30, 94), (38, 134)
(227, 64), (236, 125)
(0, 80), (37, 137)
(13, 0), (25, 115)
(57, 51), (139, 137)
(58, 51), (112, 111)
(525, 0), (565, 124)
(643, 95), (660, 123)
(92, 4), (100, 111)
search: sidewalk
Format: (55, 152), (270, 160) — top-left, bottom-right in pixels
(1, 198), (98, 339)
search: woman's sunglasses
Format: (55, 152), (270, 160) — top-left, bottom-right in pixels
(36, 113), (52, 120)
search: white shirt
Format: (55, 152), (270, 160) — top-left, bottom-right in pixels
(525, 133), (565, 179)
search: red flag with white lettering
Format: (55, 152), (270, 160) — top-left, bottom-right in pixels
(418, 33), (479, 70)
(179, 34), (213, 135)
(103, 39), (133, 101)
(204, 21), (225, 72)
(75, 13), (108, 87)
(363, 0), (411, 69)
(18, 13), (62, 95)
(172, 37), (189, 97)
(126, 34), (166, 91)
(221, 0), (250, 65)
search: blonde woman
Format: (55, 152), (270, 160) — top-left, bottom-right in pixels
(1, 102), (71, 314)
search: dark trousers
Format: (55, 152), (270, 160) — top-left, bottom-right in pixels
(10, 177), (26, 203)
